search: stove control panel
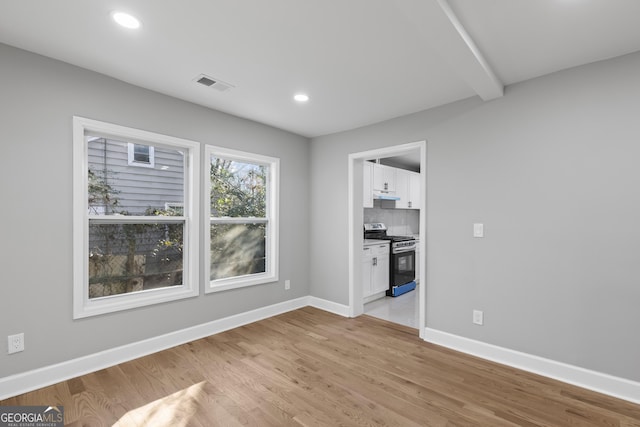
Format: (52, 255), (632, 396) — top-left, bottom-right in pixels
(364, 223), (386, 232)
(393, 240), (416, 249)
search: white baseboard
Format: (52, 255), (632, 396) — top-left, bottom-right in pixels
(17, 300), (635, 405)
(307, 296), (351, 317)
(363, 291), (386, 305)
(424, 327), (640, 405)
(0, 297), (310, 401)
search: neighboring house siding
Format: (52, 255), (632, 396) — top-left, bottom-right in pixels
(87, 138), (185, 281)
(88, 138), (184, 215)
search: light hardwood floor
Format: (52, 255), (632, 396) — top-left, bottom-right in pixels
(2, 307), (639, 426)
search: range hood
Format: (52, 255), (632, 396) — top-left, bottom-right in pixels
(373, 191), (400, 201)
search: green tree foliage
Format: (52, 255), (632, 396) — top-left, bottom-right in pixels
(88, 169), (120, 214)
(209, 157), (268, 280)
(210, 157), (266, 217)
(88, 168), (183, 292)
(145, 206), (184, 262)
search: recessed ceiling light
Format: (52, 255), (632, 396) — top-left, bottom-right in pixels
(294, 94), (309, 102)
(112, 12), (141, 29)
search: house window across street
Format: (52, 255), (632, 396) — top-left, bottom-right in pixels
(128, 143), (155, 167)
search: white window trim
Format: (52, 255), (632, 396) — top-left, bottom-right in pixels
(127, 142), (155, 168)
(73, 116), (200, 319)
(204, 144), (279, 293)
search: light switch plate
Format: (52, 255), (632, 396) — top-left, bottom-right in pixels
(473, 223), (484, 238)
(473, 310), (484, 325)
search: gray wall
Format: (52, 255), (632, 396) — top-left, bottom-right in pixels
(3, 39), (640, 384)
(310, 51), (640, 381)
(0, 43), (310, 377)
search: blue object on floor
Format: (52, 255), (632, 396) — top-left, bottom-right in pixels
(389, 281), (416, 297)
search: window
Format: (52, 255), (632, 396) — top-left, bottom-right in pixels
(204, 145), (279, 293)
(128, 143), (155, 168)
(73, 117), (200, 318)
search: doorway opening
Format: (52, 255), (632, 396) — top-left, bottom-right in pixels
(348, 140), (427, 338)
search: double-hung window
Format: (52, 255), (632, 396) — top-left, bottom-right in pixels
(73, 117), (200, 318)
(204, 145), (279, 292)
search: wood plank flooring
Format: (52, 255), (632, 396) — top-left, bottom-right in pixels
(2, 307), (639, 426)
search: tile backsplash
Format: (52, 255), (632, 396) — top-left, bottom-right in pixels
(364, 203), (419, 236)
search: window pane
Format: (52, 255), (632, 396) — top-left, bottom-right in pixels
(210, 223), (266, 281)
(88, 223), (184, 299)
(133, 144), (151, 163)
(210, 157), (266, 217)
(88, 138), (184, 216)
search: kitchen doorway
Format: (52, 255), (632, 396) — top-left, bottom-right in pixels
(347, 141), (426, 338)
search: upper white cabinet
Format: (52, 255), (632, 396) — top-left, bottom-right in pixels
(363, 161), (373, 208)
(395, 169), (421, 210)
(363, 162), (420, 210)
(395, 170), (409, 208)
(408, 172), (420, 209)
(372, 164), (396, 193)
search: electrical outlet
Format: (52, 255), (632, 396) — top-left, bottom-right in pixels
(285, 280), (291, 290)
(8, 333), (24, 354)
(473, 310), (484, 326)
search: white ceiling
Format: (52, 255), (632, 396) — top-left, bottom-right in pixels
(1, 0), (640, 138)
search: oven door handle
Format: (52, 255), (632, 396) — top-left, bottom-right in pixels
(393, 247), (416, 254)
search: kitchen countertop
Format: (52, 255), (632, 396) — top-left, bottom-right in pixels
(364, 239), (390, 247)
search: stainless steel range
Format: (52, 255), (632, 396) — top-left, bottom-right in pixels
(364, 223), (416, 297)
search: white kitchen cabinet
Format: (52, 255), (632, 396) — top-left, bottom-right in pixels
(395, 168), (420, 210)
(395, 169), (409, 208)
(362, 248), (372, 298)
(363, 161), (373, 208)
(408, 172), (420, 209)
(372, 163), (396, 193)
(414, 238), (420, 283)
(362, 241), (390, 302)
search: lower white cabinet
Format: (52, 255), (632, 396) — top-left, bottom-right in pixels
(363, 242), (390, 301)
(414, 240), (420, 284)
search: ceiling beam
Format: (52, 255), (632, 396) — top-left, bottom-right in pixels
(396, 0), (504, 101)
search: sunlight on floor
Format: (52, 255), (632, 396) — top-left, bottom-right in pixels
(114, 381), (209, 427)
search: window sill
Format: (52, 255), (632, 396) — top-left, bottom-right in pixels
(205, 273), (278, 293)
(73, 285), (199, 319)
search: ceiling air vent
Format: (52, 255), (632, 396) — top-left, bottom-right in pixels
(193, 74), (235, 92)
(196, 76), (215, 86)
